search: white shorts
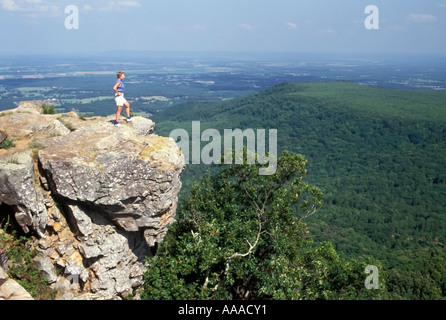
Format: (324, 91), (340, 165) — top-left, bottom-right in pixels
(115, 93), (127, 107)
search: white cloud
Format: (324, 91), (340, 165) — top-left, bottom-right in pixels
(99, 0), (141, 11)
(0, 0), (61, 15)
(389, 25), (404, 31)
(406, 14), (437, 23)
(238, 23), (256, 31)
(1, 0), (22, 11)
(286, 22), (297, 29)
(317, 28), (337, 36)
(192, 24), (206, 30)
(121, 0), (141, 8)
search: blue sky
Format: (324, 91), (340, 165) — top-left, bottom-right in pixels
(1, 0), (446, 55)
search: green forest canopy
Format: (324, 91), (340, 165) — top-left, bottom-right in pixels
(152, 81), (446, 299)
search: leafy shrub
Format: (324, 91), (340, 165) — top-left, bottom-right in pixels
(41, 104), (56, 114)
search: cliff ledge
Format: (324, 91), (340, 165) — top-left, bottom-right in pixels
(0, 102), (185, 299)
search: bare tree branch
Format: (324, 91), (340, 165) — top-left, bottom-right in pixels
(298, 204), (317, 221)
(224, 184), (267, 278)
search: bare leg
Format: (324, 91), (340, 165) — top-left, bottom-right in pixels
(124, 101), (130, 118)
(116, 105), (123, 123)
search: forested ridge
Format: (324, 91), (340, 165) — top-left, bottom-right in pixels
(151, 81), (446, 299)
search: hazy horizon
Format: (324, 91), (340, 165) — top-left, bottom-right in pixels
(1, 50), (445, 64)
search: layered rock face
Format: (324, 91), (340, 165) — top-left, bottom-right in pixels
(0, 103), (185, 299)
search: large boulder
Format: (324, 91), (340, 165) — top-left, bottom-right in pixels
(0, 151), (48, 237)
(0, 103), (70, 141)
(37, 115), (183, 246)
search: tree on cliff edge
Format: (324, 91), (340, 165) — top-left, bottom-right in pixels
(141, 150), (387, 300)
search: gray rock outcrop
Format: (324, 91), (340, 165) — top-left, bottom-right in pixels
(0, 102), (185, 299)
(0, 150), (48, 237)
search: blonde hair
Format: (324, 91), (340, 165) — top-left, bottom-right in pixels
(117, 71), (125, 78)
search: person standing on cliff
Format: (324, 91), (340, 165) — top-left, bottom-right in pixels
(113, 71), (132, 127)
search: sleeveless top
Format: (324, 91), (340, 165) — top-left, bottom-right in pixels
(115, 79), (125, 93)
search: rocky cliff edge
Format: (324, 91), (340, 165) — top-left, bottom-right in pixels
(0, 102), (185, 299)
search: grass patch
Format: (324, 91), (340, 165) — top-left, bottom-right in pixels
(0, 137), (15, 149)
(28, 138), (46, 162)
(57, 116), (75, 131)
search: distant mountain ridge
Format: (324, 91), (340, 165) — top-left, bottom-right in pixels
(154, 81), (446, 121)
